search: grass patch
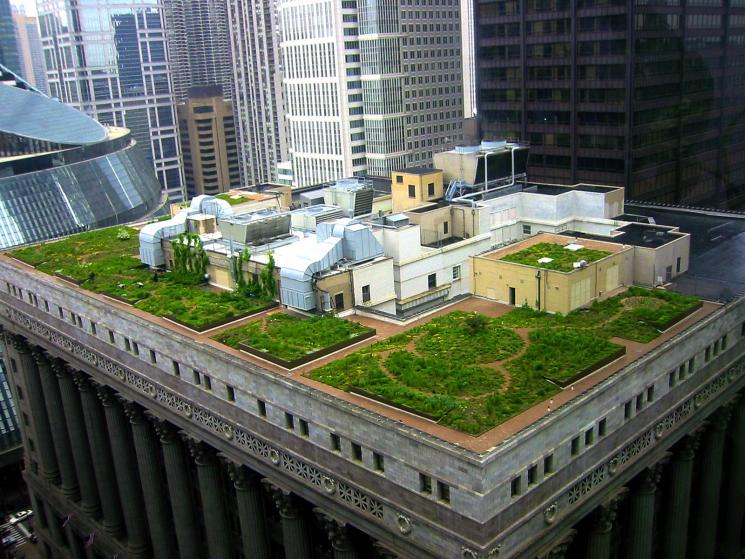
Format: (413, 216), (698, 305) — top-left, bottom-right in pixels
(215, 194), (247, 206)
(212, 313), (372, 362)
(311, 288), (699, 435)
(10, 227), (271, 329)
(500, 242), (611, 272)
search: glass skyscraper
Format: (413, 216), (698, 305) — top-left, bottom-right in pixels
(37, 0), (186, 202)
(477, 0), (745, 209)
(0, 0), (20, 74)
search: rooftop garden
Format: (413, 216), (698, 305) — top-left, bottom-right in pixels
(500, 242), (611, 272)
(216, 193), (247, 206)
(213, 312), (374, 367)
(310, 287), (700, 435)
(9, 227), (273, 330)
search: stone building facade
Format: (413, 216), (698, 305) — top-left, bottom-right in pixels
(0, 254), (744, 558)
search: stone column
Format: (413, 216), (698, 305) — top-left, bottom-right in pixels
(625, 464), (663, 559)
(720, 396), (745, 558)
(584, 489), (626, 559)
(540, 530), (576, 559)
(14, 340), (59, 484)
(65, 522), (83, 559)
(189, 440), (232, 558)
(98, 388), (149, 557)
(45, 506), (66, 549)
(691, 405), (734, 559)
(227, 463), (271, 559)
(76, 375), (124, 538)
(34, 354), (80, 501)
(316, 509), (359, 559)
(661, 433), (700, 558)
(264, 481), (312, 559)
(57, 366), (100, 518)
(155, 422), (201, 559)
(126, 405), (175, 559)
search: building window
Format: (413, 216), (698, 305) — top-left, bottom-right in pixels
(373, 452), (385, 472)
(203, 374), (212, 391)
(571, 436), (580, 456)
(123, 337), (131, 352)
(285, 412), (295, 430)
(10, 358), (17, 373)
(408, 184), (416, 198)
(669, 371), (676, 388)
(585, 427), (594, 446)
(108, 330), (115, 344)
(635, 393), (644, 411)
(511, 476), (522, 497)
(58, 306), (64, 319)
(646, 385), (654, 402)
(257, 400), (267, 417)
(721, 335), (727, 351)
(44, 300), (49, 312)
(676, 256), (681, 273)
(396, 175), (403, 183)
(705, 346), (711, 361)
(428, 182), (435, 196)
(420, 473), (432, 494)
(16, 386), (23, 400)
(334, 293), (345, 311)
(226, 385), (235, 402)
(678, 364), (686, 381)
(362, 284), (371, 303)
(428, 273), (437, 289)
(173, 361), (181, 377)
(351, 442), (363, 461)
(598, 418), (607, 437)
(150, 349), (157, 364)
(299, 419), (309, 437)
(523, 224), (532, 235)
(330, 433), (341, 452)
(452, 265), (461, 280)
(443, 221), (449, 234)
(437, 481), (451, 503)
(527, 464), (538, 485)
(624, 400), (632, 419)
(544, 453), (555, 475)
(132, 341), (139, 356)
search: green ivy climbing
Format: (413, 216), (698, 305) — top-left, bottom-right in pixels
(171, 233), (209, 284)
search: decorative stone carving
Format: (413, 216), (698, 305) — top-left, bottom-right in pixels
(592, 488), (628, 534)
(543, 501), (558, 525)
(396, 513), (412, 535)
(315, 509), (353, 551)
(262, 480), (300, 518)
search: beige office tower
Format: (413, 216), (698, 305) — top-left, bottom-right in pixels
(279, 0), (465, 188)
(11, 11), (47, 93)
(177, 86), (241, 198)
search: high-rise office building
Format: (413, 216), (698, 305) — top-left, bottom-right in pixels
(226, 0), (287, 184)
(461, 0), (477, 119)
(476, 0), (745, 208)
(36, 0), (186, 202)
(12, 10), (48, 93)
(279, 0), (464, 187)
(0, 0), (20, 74)
(178, 86), (241, 198)
(162, 0), (234, 102)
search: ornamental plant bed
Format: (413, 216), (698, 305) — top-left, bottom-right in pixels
(9, 226), (274, 330)
(212, 313), (375, 368)
(164, 301), (278, 333)
(500, 242), (611, 272)
(310, 287), (700, 435)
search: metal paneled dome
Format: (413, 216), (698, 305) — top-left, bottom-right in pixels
(0, 82), (106, 145)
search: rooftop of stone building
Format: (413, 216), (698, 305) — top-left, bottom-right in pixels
(3, 222), (719, 452)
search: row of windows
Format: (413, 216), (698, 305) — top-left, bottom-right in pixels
(509, 324), (743, 502)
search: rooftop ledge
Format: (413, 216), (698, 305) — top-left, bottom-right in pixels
(3, 226), (718, 453)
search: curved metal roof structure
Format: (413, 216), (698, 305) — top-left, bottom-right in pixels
(0, 81), (106, 145)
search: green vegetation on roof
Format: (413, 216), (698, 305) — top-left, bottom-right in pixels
(310, 287), (700, 435)
(10, 227), (271, 329)
(500, 242), (611, 272)
(215, 193), (247, 206)
(212, 312), (372, 362)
